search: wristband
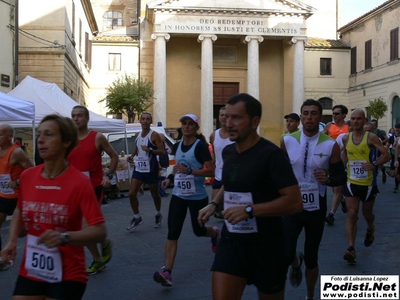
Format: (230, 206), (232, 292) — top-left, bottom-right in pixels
(208, 201), (218, 208)
(326, 177), (331, 185)
(186, 167), (192, 175)
(167, 174), (174, 181)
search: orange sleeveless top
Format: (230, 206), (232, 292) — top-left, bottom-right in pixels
(0, 144), (24, 199)
(328, 123), (349, 140)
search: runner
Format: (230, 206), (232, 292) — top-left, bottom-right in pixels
(342, 109), (390, 264)
(324, 104), (349, 225)
(0, 124), (33, 271)
(209, 106), (234, 219)
(153, 113), (218, 287)
(0, 115), (106, 299)
(392, 124), (400, 193)
(284, 113), (300, 134)
(281, 99), (346, 300)
(69, 105), (118, 275)
(371, 119), (388, 184)
(198, 93), (302, 300)
(126, 113), (165, 230)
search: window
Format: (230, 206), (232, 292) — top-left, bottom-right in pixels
(85, 32), (91, 68)
(79, 19), (82, 54)
(103, 11), (123, 31)
(320, 58), (332, 75)
(318, 97), (333, 110)
(351, 47), (357, 74)
(365, 40), (372, 70)
(108, 53), (121, 71)
(390, 28), (399, 61)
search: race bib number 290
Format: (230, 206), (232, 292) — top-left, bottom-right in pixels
(25, 234), (62, 283)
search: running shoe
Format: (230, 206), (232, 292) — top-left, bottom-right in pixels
(382, 174), (387, 184)
(393, 188), (398, 194)
(0, 263), (10, 271)
(153, 267), (172, 287)
(213, 211), (224, 219)
(325, 213), (335, 225)
(364, 225), (375, 247)
(341, 199), (348, 213)
(101, 239), (112, 264)
(127, 216), (143, 231)
(211, 227), (220, 253)
(139, 185), (144, 196)
(289, 252), (304, 287)
(343, 247), (356, 264)
(154, 213), (162, 228)
(87, 260), (106, 275)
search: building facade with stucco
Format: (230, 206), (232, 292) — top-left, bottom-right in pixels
(338, 0), (400, 129)
(0, 0), (16, 92)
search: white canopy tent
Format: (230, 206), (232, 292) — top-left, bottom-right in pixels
(8, 76), (126, 132)
(0, 91), (35, 122)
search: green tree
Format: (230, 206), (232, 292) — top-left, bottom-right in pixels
(367, 97), (388, 121)
(102, 74), (154, 123)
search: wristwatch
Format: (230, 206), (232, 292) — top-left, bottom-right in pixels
(245, 205), (254, 219)
(60, 232), (70, 245)
(105, 173), (114, 180)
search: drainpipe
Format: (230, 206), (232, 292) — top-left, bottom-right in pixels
(14, 0), (19, 87)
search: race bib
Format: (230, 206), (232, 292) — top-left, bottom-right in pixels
(25, 234), (63, 283)
(224, 191), (258, 234)
(0, 174), (13, 194)
(174, 174), (196, 196)
(299, 182), (320, 211)
(349, 160), (368, 180)
(135, 156), (150, 173)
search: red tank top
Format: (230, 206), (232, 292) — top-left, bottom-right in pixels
(0, 144), (24, 199)
(68, 131), (103, 187)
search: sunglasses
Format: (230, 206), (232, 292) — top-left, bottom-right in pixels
(332, 112), (341, 115)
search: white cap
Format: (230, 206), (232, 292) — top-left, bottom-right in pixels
(179, 114), (199, 124)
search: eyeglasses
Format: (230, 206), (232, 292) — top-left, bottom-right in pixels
(332, 112), (341, 115)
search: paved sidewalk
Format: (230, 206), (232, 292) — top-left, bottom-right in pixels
(1, 173), (399, 299)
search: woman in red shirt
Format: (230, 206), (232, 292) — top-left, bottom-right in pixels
(1, 114), (106, 300)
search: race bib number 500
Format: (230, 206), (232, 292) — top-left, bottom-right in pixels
(25, 234), (62, 283)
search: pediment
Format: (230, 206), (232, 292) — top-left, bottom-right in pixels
(147, 0), (315, 15)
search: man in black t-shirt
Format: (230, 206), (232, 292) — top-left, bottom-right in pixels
(198, 93), (302, 300)
(371, 119), (388, 183)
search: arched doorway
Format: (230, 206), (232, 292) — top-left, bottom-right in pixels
(392, 95), (400, 126)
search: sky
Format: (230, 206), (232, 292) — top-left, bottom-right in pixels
(341, 0), (388, 25)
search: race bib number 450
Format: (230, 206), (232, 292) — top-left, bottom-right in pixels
(25, 234), (62, 283)
(175, 174), (196, 196)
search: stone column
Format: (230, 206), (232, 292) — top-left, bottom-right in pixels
(292, 37), (306, 115)
(243, 35), (264, 100)
(151, 33), (170, 126)
(197, 34), (217, 140)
